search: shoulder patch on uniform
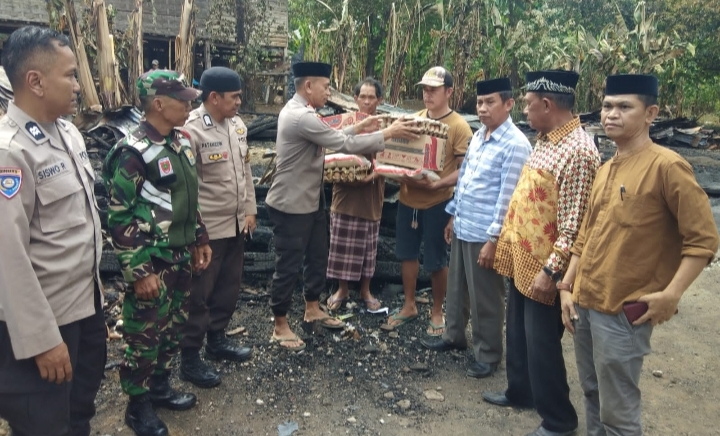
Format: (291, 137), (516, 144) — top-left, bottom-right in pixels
(236, 126), (246, 135)
(125, 128), (151, 153)
(158, 156), (174, 177)
(25, 122), (46, 141)
(0, 121), (19, 149)
(183, 149), (196, 166)
(175, 128), (191, 140)
(203, 114), (213, 127)
(0, 167), (22, 199)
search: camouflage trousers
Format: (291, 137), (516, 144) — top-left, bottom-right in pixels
(120, 258), (192, 396)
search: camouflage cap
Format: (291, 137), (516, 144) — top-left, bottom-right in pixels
(137, 70), (202, 101)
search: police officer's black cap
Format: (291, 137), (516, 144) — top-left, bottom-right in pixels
(292, 62), (332, 78)
(525, 70), (579, 94)
(476, 78), (512, 96)
(605, 74), (658, 97)
(199, 66), (243, 93)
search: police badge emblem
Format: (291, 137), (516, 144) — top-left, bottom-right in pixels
(0, 167), (22, 199)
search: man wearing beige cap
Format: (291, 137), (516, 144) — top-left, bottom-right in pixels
(383, 66), (472, 336)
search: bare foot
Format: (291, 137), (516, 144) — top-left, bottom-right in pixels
(326, 290), (350, 311)
(386, 304), (419, 328)
(427, 312), (446, 336)
(272, 326), (305, 350)
(360, 290), (382, 311)
(304, 306), (344, 327)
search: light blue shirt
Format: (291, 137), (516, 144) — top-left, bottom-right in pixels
(446, 116), (531, 243)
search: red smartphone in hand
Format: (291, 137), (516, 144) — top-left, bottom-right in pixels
(622, 302), (648, 324)
(623, 301), (678, 324)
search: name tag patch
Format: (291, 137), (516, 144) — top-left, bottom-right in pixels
(37, 161), (69, 182)
(158, 157), (174, 177)
(201, 141), (223, 149)
(0, 167), (22, 199)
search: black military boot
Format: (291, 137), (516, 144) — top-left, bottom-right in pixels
(180, 347), (221, 388)
(148, 372), (197, 411)
(205, 330), (253, 362)
(125, 393), (168, 436)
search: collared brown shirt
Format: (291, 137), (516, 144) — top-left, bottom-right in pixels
(184, 105), (257, 239)
(571, 142), (719, 314)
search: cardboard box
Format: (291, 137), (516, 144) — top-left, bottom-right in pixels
(321, 111), (369, 130)
(377, 135), (446, 171)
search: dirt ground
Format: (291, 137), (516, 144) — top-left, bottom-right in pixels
(67, 262), (720, 436)
(2, 267), (719, 436)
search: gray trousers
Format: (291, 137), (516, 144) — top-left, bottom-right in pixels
(443, 233), (505, 363)
(574, 305), (653, 436)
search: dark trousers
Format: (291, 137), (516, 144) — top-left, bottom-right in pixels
(268, 206), (327, 317)
(0, 290), (106, 436)
(182, 235), (245, 348)
(505, 281), (578, 433)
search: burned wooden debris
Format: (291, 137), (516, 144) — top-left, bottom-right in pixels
(0, 66), (11, 116)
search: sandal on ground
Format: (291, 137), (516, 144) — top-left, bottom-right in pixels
(270, 334), (306, 351)
(308, 316), (346, 330)
(380, 313), (419, 331)
(326, 295), (349, 311)
(427, 320), (446, 337)
(362, 298), (382, 311)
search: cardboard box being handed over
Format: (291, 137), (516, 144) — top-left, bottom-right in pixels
(375, 114), (448, 171)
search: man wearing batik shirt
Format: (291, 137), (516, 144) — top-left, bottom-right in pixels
(421, 78), (530, 379)
(559, 74), (719, 435)
(482, 70), (600, 436)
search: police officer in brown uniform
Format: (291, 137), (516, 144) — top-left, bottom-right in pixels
(0, 26), (106, 436)
(265, 61), (420, 351)
(180, 67), (255, 387)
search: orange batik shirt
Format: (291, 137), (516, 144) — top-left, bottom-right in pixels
(494, 118), (600, 305)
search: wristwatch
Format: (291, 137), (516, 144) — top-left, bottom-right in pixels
(488, 236), (499, 244)
(542, 266), (563, 282)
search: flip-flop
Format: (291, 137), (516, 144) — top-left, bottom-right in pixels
(427, 320), (446, 337)
(326, 295), (350, 311)
(380, 313), (419, 331)
(270, 334), (306, 351)
(311, 316), (346, 330)
(362, 298), (382, 311)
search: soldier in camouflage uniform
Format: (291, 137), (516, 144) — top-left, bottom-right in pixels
(103, 70), (212, 436)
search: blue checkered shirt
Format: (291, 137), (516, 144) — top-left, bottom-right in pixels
(446, 117), (531, 243)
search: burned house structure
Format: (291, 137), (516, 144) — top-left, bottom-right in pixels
(0, 0), (288, 80)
